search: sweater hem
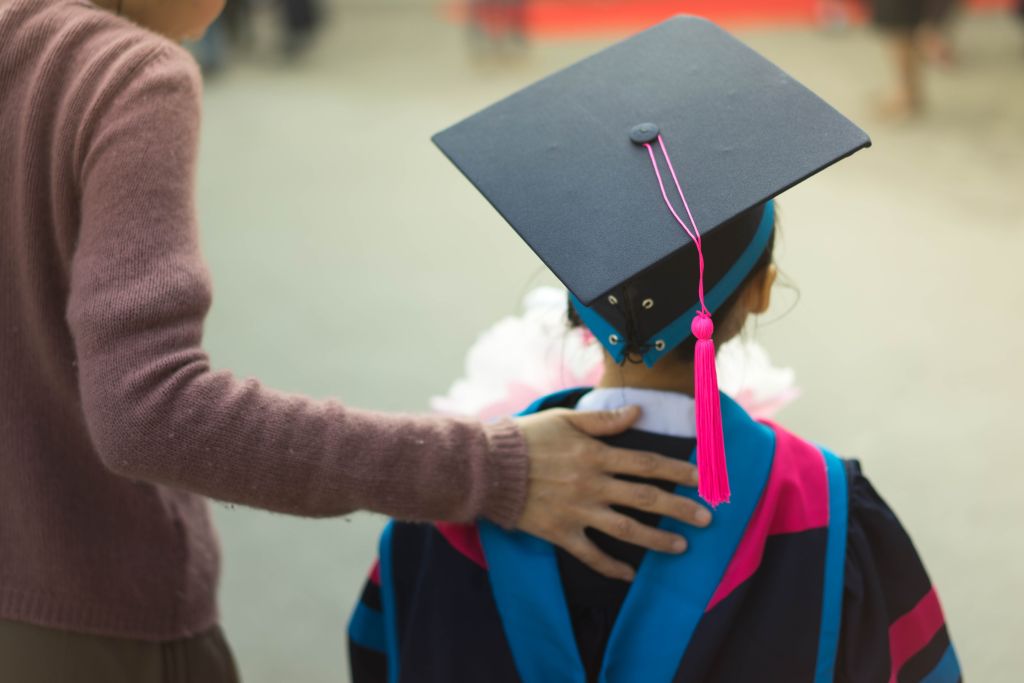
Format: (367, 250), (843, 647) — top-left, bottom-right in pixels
(0, 584), (218, 642)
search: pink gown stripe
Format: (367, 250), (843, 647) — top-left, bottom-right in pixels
(435, 522), (489, 569)
(706, 423), (831, 611)
(369, 561), (381, 586)
(887, 587), (946, 682)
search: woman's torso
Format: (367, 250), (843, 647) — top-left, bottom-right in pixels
(0, 0), (219, 640)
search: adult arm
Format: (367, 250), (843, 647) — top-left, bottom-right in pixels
(68, 44), (708, 576)
(68, 44), (525, 523)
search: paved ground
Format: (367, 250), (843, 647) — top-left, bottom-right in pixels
(195, 5), (1024, 681)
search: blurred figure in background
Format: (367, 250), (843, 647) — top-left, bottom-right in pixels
(190, 0), (321, 73)
(190, 0), (251, 74)
(817, 0), (851, 30)
(468, 0), (527, 56)
(280, 0), (321, 58)
(920, 1), (959, 66)
(221, 0), (254, 48)
(870, 0), (959, 119)
(191, 12), (230, 74)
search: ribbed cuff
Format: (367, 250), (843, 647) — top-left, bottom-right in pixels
(479, 419), (530, 529)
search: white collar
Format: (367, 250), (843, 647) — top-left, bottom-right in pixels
(575, 387), (696, 439)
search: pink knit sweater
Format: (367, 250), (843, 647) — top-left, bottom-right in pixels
(0, 0), (528, 641)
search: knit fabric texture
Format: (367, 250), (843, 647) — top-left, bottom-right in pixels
(0, 0), (527, 641)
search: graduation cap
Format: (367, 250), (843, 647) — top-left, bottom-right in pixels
(433, 15), (871, 505)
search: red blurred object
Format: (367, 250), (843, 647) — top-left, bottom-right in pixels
(446, 0), (1014, 36)
(467, 0), (527, 39)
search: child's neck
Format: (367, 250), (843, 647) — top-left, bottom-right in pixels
(596, 355), (695, 396)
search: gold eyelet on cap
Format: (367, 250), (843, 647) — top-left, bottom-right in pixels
(609, 334), (620, 346)
(642, 298), (654, 310)
(654, 340), (666, 351)
(608, 295), (619, 305)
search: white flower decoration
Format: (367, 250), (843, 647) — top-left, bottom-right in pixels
(432, 287), (797, 421)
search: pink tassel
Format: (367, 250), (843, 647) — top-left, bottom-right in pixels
(639, 134), (730, 505)
(692, 312), (730, 507)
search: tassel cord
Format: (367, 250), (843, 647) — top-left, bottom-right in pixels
(642, 134), (730, 506)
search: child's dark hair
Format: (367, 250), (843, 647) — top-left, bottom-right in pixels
(568, 206), (776, 363)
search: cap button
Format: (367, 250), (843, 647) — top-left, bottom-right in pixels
(629, 123), (660, 145)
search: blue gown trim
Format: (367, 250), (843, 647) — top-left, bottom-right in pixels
(920, 644), (962, 683)
(814, 447), (849, 683)
(477, 523), (587, 682)
(477, 389), (594, 682)
(348, 601), (387, 653)
(480, 390), (776, 683)
(598, 393), (775, 682)
(378, 521), (401, 683)
(570, 200), (776, 367)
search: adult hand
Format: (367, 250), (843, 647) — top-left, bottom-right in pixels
(512, 406), (711, 582)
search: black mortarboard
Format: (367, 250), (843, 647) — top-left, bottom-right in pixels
(433, 15), (870, 367)
(434, 15), (870, 506)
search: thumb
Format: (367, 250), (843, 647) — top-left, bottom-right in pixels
(564, 405), (641, 437)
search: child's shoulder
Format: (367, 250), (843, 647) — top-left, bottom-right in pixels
(760, 420), (845, 484)
(758, 420), (890, 517)
(761, 421), (929, 574)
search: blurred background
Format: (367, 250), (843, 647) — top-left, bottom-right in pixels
(191, 1), (1024, 680)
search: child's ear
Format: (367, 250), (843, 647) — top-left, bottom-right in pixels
(746, 264), (777, 315)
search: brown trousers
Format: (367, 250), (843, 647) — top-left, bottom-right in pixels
(0, 620), (240, 683)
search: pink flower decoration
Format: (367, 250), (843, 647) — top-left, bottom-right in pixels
(432, 287), (798, 422)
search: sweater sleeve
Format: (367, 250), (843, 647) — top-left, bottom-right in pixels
(66, 45), (528, 526)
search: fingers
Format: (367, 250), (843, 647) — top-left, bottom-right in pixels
(513, 407), (706, 582)
(562, 534), (637, 582)
(587, 508), (688, 555)
(602, 479), (712, 527)
(564, 406), (641, 437)
(600, 446), (700, 488)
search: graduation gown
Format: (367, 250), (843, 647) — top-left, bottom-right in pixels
(347, 389), (960, 683)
